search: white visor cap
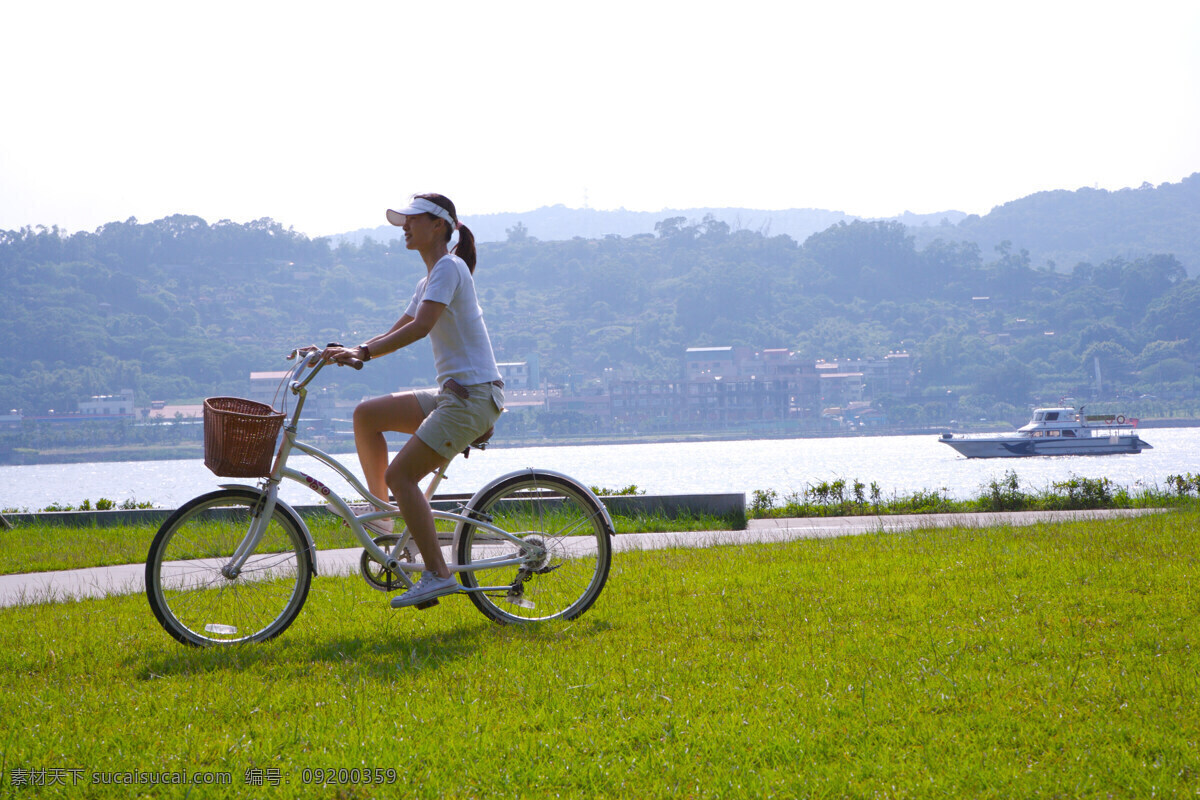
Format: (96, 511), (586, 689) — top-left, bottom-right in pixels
(386, 197), (456, 228)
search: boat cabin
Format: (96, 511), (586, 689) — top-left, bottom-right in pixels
(1017, 407), (1080, 434)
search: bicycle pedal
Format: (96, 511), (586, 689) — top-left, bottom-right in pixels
(414, 599), (440, 611)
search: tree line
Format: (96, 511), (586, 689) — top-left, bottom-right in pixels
(1, 205), (1198, 427)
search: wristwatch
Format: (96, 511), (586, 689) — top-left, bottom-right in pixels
(358, 344), (371, 362)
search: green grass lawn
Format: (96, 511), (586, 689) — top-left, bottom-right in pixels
(1, 510), (1197, 797)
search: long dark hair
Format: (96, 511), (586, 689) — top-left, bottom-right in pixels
(415, 193), (476, 273)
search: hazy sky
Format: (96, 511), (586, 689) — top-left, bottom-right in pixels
(3, 0), (1197, 237)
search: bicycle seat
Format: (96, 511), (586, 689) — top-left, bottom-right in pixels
(462, 426), (494, 458)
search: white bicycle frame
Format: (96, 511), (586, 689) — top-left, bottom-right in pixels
(221, 350), (559, 590)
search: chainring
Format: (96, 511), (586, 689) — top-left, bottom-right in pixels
(359, 533), (414, 592)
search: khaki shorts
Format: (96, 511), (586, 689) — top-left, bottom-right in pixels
(408, 382), (505, 460)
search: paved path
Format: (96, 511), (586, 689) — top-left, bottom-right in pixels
(0, 509), (1161, 608)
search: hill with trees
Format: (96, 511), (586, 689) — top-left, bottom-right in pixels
(908, 173), (1200, 275)
(1, 177), (1198, 438)
(337, 174), (1200, 277)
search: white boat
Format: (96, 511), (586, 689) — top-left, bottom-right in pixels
(939, 407), (1153, 458)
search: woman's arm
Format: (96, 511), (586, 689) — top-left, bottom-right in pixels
(322, 302), (445, 365)
(361, 314), (414, 351)
(363, 302), (445, 359)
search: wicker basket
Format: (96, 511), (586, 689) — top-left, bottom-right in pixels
(203, 397), (286, 478)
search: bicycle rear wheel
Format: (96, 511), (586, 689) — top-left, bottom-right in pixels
(456, 471), (612, 624)
(145, 488), (313, 646)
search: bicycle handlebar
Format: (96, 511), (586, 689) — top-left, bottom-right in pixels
(286, 343), (363, 394)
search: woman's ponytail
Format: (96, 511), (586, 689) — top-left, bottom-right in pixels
(454, 224), (477, 273)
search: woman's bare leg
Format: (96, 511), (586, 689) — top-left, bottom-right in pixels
(386, 436), (451, 579)
(352, 393), (426, 503)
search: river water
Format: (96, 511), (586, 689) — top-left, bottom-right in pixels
(3, 428), (1197, 511)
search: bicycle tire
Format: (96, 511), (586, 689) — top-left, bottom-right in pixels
(145, 488), (313, 646)
(455, 471), (612, 624)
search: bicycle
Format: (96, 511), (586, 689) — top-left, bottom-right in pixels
(145, 347), (614, 647)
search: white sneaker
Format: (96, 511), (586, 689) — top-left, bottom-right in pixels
(390, 572), (460, 608)
(331, 502), (393, 536)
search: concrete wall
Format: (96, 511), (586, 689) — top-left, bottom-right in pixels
(600, 493), (746, 528)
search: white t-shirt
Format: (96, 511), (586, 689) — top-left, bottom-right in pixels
(405, 254), (502, 386)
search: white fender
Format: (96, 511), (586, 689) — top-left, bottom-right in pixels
(219, 483), (319, 575)
(450, 468), (616, 554)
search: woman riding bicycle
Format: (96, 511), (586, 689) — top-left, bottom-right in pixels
(322, 193), (504, 608)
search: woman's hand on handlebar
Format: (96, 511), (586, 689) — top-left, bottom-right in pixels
(319, 343), (364, 370)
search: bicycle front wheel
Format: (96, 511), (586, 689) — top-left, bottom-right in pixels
(456, 472), (613, 624)
(146, 488), (313, 647)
